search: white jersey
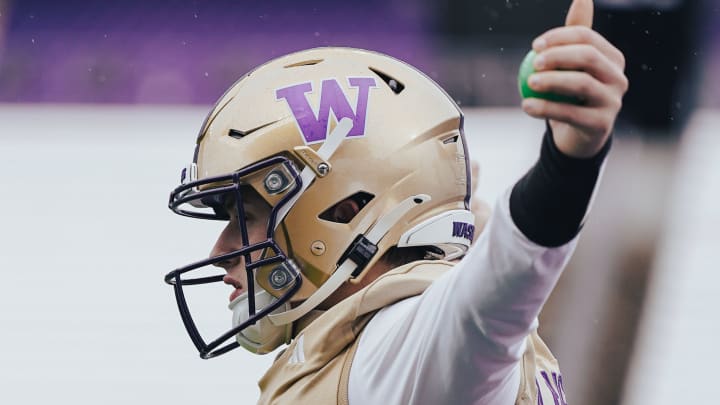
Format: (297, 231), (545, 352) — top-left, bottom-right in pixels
(348, 188), (577, 404)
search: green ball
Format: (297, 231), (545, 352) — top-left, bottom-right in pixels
(518, 50), (582, 105)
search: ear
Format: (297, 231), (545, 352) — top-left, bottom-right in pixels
(330, 198), (361, 223)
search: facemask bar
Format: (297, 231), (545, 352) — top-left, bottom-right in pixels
(165, 155), (304, 359)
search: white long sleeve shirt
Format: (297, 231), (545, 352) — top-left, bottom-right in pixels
(348, 189), (578, 404)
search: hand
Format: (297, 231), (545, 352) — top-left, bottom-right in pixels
(521, 0), (629, 158)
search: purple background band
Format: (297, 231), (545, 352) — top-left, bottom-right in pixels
(0, 0), (434, 104)
(0, 0), (718, 125)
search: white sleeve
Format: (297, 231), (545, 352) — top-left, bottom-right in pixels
(348, 188), (578, 405)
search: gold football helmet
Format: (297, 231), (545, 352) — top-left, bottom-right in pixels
(165, 47), (474, 358)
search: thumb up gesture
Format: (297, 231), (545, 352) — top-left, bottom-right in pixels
(565, 0), (594, 26)
(522, 0), (628, 158)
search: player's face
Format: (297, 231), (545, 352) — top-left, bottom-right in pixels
(209, 189), (272, 303)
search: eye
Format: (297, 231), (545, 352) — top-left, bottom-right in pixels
(222, 196), (238, 219)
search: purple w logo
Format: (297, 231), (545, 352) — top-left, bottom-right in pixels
(276, 77), (377, 144)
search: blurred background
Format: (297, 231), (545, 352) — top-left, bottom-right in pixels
(0, 0), (718, 404)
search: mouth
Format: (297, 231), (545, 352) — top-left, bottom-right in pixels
(228, 289), (248, 310)
(229, 288), (245, 303)
(223, 275), (246, 304)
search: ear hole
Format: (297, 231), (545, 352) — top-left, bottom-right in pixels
(332, 200), (360, 223)
(319, 191), (375, 224)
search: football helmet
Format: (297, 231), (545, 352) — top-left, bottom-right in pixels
(165, 47), (474, 359)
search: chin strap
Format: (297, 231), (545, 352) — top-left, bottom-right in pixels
(268, 194), (431, 326)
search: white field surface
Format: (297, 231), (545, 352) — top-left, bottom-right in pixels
(0, 104), (716, 404)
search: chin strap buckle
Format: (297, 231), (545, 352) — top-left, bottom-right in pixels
(338, 235), (378, 278)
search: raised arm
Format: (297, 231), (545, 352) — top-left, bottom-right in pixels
(349, 1), (628, 404)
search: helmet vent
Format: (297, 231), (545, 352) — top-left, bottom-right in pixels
(442, 135), (459, 144)
(319, 191), (375, 224)
(368, 67), (405, 94)
(284, 59), (324, 68)
(228, 120), (279, 139)
(228, 129), (248, 139)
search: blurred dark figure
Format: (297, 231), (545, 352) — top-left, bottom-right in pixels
(594, 0), (707, 136)
(434, 0), (572, 107)
(437, 0), (711, 137)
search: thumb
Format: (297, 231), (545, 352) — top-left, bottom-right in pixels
(565, 0), (594, 28)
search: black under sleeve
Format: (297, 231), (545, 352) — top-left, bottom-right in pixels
(509, 122), (612, 247)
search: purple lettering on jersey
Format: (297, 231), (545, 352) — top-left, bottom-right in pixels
(452, 221), (475, 241)
(275, 77), (377, 144)
(536, 379), (544, 405)
(554, 373), (568, 405)
(540, 371), (568, 405)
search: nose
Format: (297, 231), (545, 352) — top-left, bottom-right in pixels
(210, 221), (242, 271)
(211, 221), (249, 294)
